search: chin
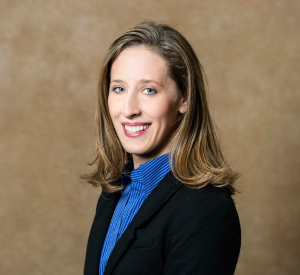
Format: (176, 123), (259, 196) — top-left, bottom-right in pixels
(124, 147), (149, 156)
(122, 143), (152, 156)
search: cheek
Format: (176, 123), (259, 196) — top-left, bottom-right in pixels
(108, 95), (119, 120)
(144, 98), (178, 123)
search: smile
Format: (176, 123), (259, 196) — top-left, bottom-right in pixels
(122, 123), (151, 137)
(125, 125), (150, 133)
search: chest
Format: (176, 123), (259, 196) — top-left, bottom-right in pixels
(110, 200), (179, 275)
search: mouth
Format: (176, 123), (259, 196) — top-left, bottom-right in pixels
(122, 123), (151, 137)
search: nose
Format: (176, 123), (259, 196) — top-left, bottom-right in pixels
(122, 90), (141, 119)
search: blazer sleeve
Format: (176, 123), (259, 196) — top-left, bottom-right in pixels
(163, 190), (241, 275)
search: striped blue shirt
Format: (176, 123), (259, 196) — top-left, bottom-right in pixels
(99, 152), (171, 275)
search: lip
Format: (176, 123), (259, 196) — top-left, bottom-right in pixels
(122, 123), (151, 138)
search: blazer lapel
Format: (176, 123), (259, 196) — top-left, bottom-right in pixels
(85, 191), (121, 275)
(103, 170), (183, 275)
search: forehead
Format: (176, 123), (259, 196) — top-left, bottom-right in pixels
(110, 46), (169, 84)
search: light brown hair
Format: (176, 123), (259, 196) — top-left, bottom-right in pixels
(82, 20), (240, 195)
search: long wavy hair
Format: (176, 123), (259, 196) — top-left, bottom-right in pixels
(81, 20), (240, 195)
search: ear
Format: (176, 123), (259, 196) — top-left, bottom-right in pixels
(178, 96), (187, 114)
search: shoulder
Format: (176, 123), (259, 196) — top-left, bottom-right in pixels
(176, 184), (235, 207)
(168, 184), (241, 248)
(93, 190), (119, 219)
(172, 184), (239, 224)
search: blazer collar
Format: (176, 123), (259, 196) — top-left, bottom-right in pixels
(84, 191), (120, 275)
(95, 170), (183, 275)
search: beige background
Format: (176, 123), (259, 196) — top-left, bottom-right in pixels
(1, 0), (299, 274)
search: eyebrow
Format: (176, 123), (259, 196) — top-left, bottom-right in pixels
(110, 79), (164, 88)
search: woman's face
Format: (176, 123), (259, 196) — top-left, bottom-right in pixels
(108, 46), (186, 167)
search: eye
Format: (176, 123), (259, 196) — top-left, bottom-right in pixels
(112, 86), (125, 93)
(144, 88), (157, 95)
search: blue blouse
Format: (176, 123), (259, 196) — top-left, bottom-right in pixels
(99, 153), (171, 275)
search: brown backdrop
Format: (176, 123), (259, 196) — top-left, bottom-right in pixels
(1, 0), (299, 274)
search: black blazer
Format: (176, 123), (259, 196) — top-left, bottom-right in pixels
(84, 170), (241, 275)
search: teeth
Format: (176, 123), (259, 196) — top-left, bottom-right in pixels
(124, 124), (150, 133)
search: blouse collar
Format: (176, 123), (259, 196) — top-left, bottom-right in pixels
(121, 152), (170, 196)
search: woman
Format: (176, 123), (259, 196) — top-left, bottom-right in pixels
(83, 21), (241, 275)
